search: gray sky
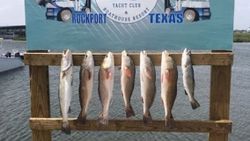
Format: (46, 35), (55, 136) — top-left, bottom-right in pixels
(0, 0), (249, 29)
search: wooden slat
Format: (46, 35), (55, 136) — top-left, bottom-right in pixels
(29, 65), (51, 141)
(30, 118), (232, 133)
(24, 52), (233, 66)
(209, 65), (232, 141)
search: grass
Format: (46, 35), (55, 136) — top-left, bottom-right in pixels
(13, 36), (26, 41)
(234, 32), (250, 42)
(9, 32), (250, 43)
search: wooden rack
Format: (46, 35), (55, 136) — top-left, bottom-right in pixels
(24, 51), (233, 141)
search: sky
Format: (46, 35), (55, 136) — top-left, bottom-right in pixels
(0, 0), (249, 30)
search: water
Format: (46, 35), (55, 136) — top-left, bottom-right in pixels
(0, 40), (26, 56)
(0, 41), (250, 141)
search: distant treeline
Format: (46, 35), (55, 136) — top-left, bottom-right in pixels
(1, 25), (250, 42)
(234, 32), (250, 42)
(0, 26), (26, 41)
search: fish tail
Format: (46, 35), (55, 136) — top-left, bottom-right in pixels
(62, 121), (71, 134)
(165, 115), (174, 128)
(77, 113), (87, 124)
(98, 113), (109, 125)
(143, 111), (152, 124)
(191, 99), (200, 109)
(125, 104), (135, 118)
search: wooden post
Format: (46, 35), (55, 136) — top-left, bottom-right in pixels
(209, 65), (231, 141)
(29, 65), (51, 141)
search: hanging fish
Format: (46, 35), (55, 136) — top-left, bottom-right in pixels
(161, 51), (178, 128)
(121, 50), (135, 118)
(181, 48), (200, 109)
(98, 52), (115, 125)
(59, 49), (73, 134)
(78, 51), (94, 123)
(140, 51), (156, 123)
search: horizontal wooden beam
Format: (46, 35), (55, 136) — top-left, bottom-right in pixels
(24, 52), (233, 66)
(30, 118), (232, 133)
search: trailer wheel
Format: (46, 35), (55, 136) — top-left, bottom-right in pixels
(59, 9), (72, 22)
(184, 9), (197, 22)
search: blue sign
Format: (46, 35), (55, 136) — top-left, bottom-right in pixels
(25, 0), (234, 51)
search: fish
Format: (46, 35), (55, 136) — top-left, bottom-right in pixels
(77, 51), (94, 123)
(121, 50), (136, 118)
(59, 49), (73, 134)
(181, 48), (200, 109)
(140, 51), (156, 123)
(161, 51), (178, 128)
(98, 52), (115, 125)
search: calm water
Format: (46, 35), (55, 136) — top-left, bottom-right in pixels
(0, 41), (249, 141)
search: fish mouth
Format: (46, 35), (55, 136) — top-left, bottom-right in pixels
(122, 50), (127, 56)
(140, 50), (147, 57)
(107, 52), (113, 58)
(102, 52), (113, 69)
(163, 50), (170, 56)
(164, 50), (169, 54)
(63, 49), (70, 56)
(183, 48), (191, 55)
(85, 51), (92, 58)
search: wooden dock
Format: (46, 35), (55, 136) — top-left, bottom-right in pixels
(24, 51), (233, 141)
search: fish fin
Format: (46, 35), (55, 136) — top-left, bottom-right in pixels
(62, 121), (71, 134)
(141, 97), (144, 103)
(105, 70), (112, 79)
(86, 69), (92, 80)
(68, 107), (71, 113)
(118, 66), (121, 70)
(143, 112), (152, 124)
(62, 63), (72, 73)
(62, 71), (66, 77)
(191, 99), (200, 109)
(125, 105), (135, 118)
(165, 115), (175, 129)
(161, 98), (163, 106)
(125, 67), (132, 77)
(170, 114), (173, 119)
(77, 114), (87, 124)
(165, 70), (170, 80)
(98, 113), (108, 125)
(144, 67), (152, 79)
(184, 90), (188, 95)
(191, 66), (195, 87)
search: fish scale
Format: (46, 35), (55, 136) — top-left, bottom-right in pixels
(161, 50), (178, 128)
(140, 51), (156, 123)
(121, 50), (136, 118)
(59, 49), (73, 134)
(181, 48), (200, 110)
(98, 52), (115, 125)
(78, 51), (94, 123)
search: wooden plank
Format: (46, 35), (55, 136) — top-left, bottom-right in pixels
(29, 65), (51, 141)
(209, 65), (232, 141)
(30, 118), (232, 133)
(24, 52), (233, 66)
